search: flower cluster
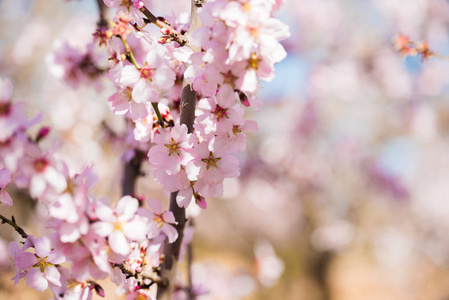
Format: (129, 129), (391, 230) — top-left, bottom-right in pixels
(0, 78), (183, 298)
(393, 34), (433, 61)
(1, 0), (289, 298)
(100, 0), (289, 208)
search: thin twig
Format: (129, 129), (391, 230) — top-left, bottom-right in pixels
(0, 213), (29, 239)
(120, 36), (139, 69)
(140, 7), (187, 46)
(152, 102), (166, 128)
(117, 263), (167, 286)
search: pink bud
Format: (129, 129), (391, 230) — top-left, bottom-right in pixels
(36, 126), (50, 143)
(94, 283), (105, 297)
(161, 27), (171, 35)
(238, 91), (250, 107)
(158, 37), (168, 44)
(195, 193), (207, 209)
(133, 0), (144, 9)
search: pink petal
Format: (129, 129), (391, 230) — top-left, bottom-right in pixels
(118, 65), (140, 87)
(108, 91), (130, 115)
(95, 202), (115, 222)
(34, 236), (51, 258)
(44, 167), (67, 193)
(146, 198), (163, 214)
(26, 268), (48, 292)
(116, 196), (138, 222)
(132, 79), (158, 104)
(91, 221), (113, 237)
(48, 250), (66, 265)
(108, 231), (130, 256)
(164, 156), (181, 175)
(30, 175), (46, 198)
(59, 222), (82, 243)
(153, 67), (176, 88)
(123, 218), (147, 241)
(0, 168), (11, 188)
(0, 190), (13, 206)
(176, 188), (193, 208)
(162, 211), (177, 224)
(44, 266), (61, 287)
(130, 101), (149, 121)
(161, 224), (178, 243)
(8, 242), (19, 257)
(16, 252), (37, 269)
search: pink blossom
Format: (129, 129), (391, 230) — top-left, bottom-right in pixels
(47, 41), (103, 90)
(92, 196), (148, 256)
(10, 236), (65, 292)
(104, 0), (146, 27)
(185, 140), (240, 198)
(139, 198), (178, 243)
(196, 85), (244, 136)
(213, 119), (258, 154)
(148, 124), (194, 175)
(108, 87), (152, 121)
(117, 45), (176, 104)
(18, 144), (67, 201)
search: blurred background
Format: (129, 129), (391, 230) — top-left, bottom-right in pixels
(2, 0), (449, 299)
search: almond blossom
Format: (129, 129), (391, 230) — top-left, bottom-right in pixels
(148, 123), (194, 175)
(185, 140), (240, 198)
(139, 198), (178, 243)
(116, 45), (176, 105)
(9, 236), (65, 292)
(92, 196), (148, 256)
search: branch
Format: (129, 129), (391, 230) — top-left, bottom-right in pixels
(140, 7), (187, 47)
(122, 150), (145, 196)
(117, 263), (166, 286)
(157, 2), (202, 299)
(95, 0), (108, 27)
(0, 213), (29, 239)
(186, 219), (194, 300)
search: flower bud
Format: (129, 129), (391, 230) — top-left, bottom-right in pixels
(161, 27), (171, 35)
(237, 90), (250, 107)
(36, 126), (50, 143)
(93, 283), (105, 297)
(194, 193), (207, 209)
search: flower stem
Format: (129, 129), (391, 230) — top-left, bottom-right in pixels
(120, 36), (139, 69)
(152, 102), (166, 128)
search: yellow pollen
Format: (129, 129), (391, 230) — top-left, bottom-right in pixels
(165, 139), (180, 156)
(248, 53), (260, 70)
(154, 216), (163, 228)
(114, 222), (123, 232)
(201, 151), (222, 170)
(232, 125), (242, 135)
(34, 256), (49, 273)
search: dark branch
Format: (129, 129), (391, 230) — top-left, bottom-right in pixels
(122, 150), (145, 196)
(0, 213), (29, 239)
(116, 263), (167, 286)
(95, 0), (108, 27)
(140, 7), (187, 47)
